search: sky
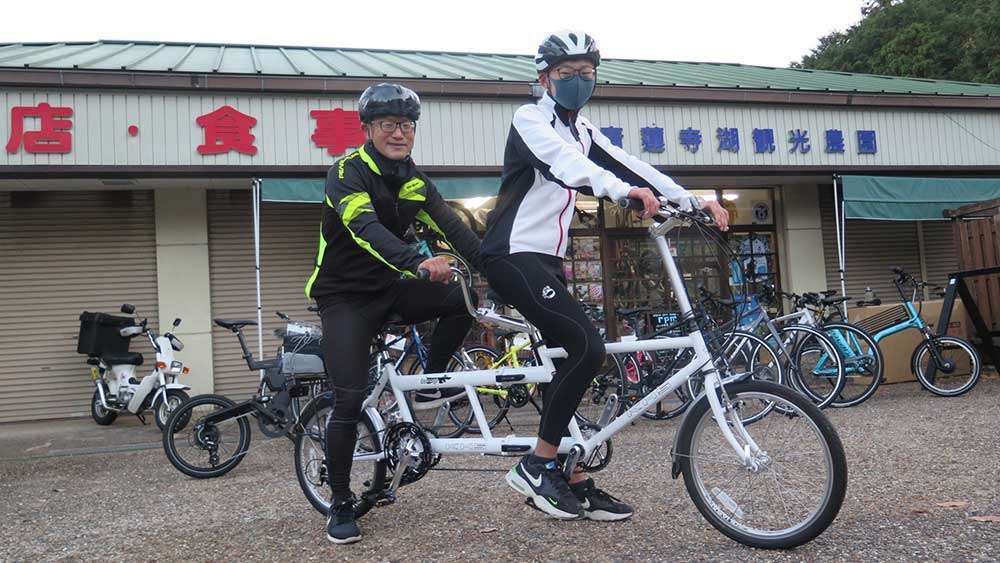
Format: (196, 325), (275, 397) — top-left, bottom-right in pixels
(0, 0), (867, 68)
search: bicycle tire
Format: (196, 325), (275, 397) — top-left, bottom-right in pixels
(823, 323), (884, 408)
(700, 330), (785, 424)
(293, 393), (388, 517)
(912, 336), (981, 397)
(405, 351), (473, 438)
(781, 325), (846, 409)
(675, 381), (848, 549)
(631, 351), (691, 421)
(162, 394), (251, 479)
(449, 346), (510, 433)
(575, 353), (627, 425)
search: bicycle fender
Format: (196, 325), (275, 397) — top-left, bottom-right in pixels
(165, 383), (191, 391)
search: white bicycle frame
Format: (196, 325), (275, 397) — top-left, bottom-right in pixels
(359, 205), (760, 468)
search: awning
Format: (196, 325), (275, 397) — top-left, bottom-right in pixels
(842, 175), (1000, 221)
(260, 176), (501, 203)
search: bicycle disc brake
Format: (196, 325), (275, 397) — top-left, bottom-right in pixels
(577, 423), (613, 472)
(383, 422), (433, 485)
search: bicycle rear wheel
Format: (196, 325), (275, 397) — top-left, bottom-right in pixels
(675, 381), (847, 549)
(912, 336), (981, 397)
(293, 393), (387, 517)
(162, 394), (251, 479)
(824, 323), (883, 408)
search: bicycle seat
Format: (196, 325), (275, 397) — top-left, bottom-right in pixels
(616, 306), (650, 318)
(101, 352), (143, 366)
(822, 296), (850, 305)
(214, 318), (258, 331)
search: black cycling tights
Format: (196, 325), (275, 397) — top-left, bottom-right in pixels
(484, 252), (605, 446)
(319, 279), (474, 500)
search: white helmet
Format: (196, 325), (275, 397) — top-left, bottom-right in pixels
(534, 30), (601, 72)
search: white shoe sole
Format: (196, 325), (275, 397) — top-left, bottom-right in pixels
(583, 508), (634, 522)
(505, 467), (581, 520)
(326, 533), (362, 544)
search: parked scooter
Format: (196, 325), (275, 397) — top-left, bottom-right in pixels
(78, 304), (192, 430)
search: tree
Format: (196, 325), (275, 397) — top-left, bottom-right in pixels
(792, 0), (1000, 85)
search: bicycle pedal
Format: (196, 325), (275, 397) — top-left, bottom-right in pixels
(376, 493), (396, 507)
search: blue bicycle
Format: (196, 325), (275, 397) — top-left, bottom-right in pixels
(819, 268), (981, 399)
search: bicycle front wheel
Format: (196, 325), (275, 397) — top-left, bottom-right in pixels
(912, 336), (981, 397)
(783, 326), (845, 409)
(675, 381), (848, 549)
(293, 393), (387, 517)
(824, 323), (883, 408)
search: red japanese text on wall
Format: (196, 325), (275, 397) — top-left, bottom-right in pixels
(310, 108), (365, 155)
(4, 102), (366, 158)
(5, 103), (74, 154)
(196, 105), (258, 156)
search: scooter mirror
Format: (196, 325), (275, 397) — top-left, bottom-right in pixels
(173, 318), (182, 328)
(121, 304), (136, 314)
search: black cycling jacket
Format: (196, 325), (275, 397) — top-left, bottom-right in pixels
(305, 141), (482, 300)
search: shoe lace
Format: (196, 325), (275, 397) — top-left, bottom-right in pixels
(586, 485), (622, 504)
(540, 464), (574, 499)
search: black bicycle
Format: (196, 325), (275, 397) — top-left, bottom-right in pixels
(162, 311), (327, 479)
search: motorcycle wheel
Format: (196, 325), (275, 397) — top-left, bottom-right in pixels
(155, 389), (191, 431)
(91, 387), (118, 425)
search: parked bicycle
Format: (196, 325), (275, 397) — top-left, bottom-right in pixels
(291, 198), (847, 550)
(844, 268), (981, 397)
(161, 311), (326, 478)
(698, 285), (847, 409)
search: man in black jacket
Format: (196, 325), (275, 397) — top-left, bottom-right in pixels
(305, 83), (481, 545)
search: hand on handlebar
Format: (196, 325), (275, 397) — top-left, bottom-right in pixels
(417, 255), (452, 283)
(698, 197), (730, 231)
(626, 187), (660, 220)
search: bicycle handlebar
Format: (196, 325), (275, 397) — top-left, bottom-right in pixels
(616, 196), (715, 226)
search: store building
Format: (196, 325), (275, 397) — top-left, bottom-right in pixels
(2, 40), (999, 422)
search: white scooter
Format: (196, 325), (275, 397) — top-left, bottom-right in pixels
(79, 304), (192, 430)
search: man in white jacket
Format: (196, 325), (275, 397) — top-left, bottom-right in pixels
(481, 30), (729, 522)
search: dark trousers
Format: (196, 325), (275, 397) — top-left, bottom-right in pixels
(319, 279), (474, 499)
(484, 252), (605, 446)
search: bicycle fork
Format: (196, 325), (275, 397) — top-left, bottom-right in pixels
(703, 369), (764, 470)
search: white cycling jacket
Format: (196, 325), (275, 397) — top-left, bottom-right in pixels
(482, 93), (691, 259)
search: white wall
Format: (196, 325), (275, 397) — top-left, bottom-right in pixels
(3, 88), (999, 168)
(154, 187), (214, 395)
(780, 184), (829, 295)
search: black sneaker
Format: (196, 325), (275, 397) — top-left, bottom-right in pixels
(326, 496), (361, 544)
(505, 456), (582, 520)
(571, 478), (634, 521)
(414, 387), (466, 410)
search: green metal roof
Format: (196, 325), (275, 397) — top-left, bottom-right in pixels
(1, 40), (999, 97)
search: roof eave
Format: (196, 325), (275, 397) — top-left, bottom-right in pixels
(0, 67), (997, 110)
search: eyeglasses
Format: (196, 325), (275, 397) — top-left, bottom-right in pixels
(553, 67), (596, 81)
(373, 120), (416, 134)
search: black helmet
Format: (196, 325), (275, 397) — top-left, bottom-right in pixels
(358, 83), (421, 123)
(534, 30), (600, 72)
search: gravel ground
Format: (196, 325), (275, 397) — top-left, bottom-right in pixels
(2, 379), (998, 562)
